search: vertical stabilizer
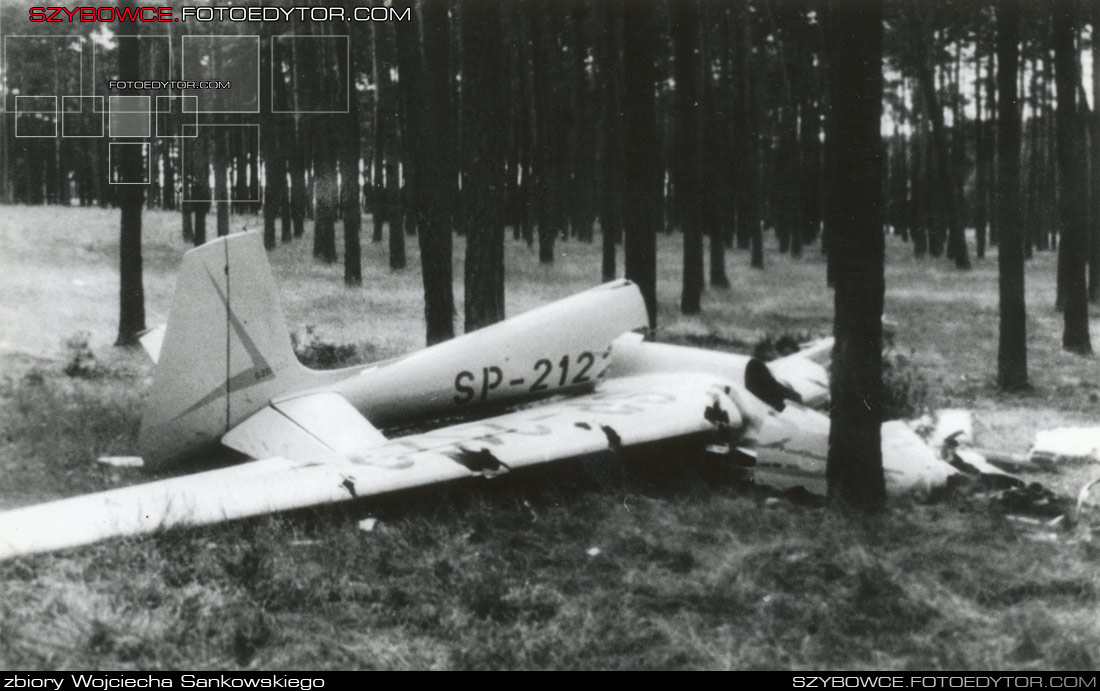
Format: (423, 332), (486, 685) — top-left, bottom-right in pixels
(139, 233), (309, 467)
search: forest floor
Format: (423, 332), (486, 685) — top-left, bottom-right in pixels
(1, 204), (1099, 670)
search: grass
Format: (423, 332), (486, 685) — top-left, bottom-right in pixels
(0, 204), (1099, 670)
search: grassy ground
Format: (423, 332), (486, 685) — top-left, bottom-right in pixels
(0, 205), (1099, 670)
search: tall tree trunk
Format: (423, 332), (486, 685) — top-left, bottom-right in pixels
(396, 0), (454, 345)
(372, 21), (388, 245)
(115, 1), (146, 346)
(462, 0), (507, 332)
(910, 5), (969, 269)
(1091, 0), (1100, 302)
(342, 20), (363, 286)
(192, 134), (210, 246)
(313, 129), (338, 264)
(674, 0), (704, 314)
(825, 0), (886, 513)
(974, 28), (987, 260)
(1054, 5), (1093, 354)
(986, 34), (999, 247)
(621, 1), (659, 329)
(214, 130), (230, 237)
(598, 0), (623, 283)
(532, 6), (558, 265)
(997, 0), (1028, 389)
(261, 29), (278, 250)
(708, 3), (732, 289)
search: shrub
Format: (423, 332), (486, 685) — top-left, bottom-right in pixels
(290, 326), (362, 369)
(63, 333), (101, 379)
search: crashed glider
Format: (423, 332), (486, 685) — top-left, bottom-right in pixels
(0, 232), (841, 560)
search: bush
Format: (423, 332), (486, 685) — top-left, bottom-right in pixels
(881, 346), (930, 422)
(290, 326), (362, 369)
(63, 333), (101, 379)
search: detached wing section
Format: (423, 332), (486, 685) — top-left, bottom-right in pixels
(0, 373), (744, 561)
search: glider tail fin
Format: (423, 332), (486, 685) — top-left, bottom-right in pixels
(139, 232), (307, 468)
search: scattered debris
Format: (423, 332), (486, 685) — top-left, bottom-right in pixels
(96, 456), (144, 468)
(358, 518), (377, 532)
(1030, 427), (1100, 464)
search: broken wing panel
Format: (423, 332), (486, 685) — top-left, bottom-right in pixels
(753, 405), (959, 496)
(0, 373), (745, 561)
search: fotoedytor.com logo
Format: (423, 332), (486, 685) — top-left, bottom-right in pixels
(27, 5), (412, 22)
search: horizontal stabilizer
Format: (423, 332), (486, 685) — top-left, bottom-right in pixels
(223, 392), (388, 461)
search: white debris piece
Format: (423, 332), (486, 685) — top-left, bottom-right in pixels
(358, 517), (378, 532)
(1030, 427), (1100, 464)
(96, 456), (144, 468)
(587, 547), (601, 557)
(881, 421), (959, 494)
(931, 409), (974, 457)
(768, 355), (830, 407)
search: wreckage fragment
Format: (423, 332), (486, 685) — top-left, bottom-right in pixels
(1030, 427), (1100, 464)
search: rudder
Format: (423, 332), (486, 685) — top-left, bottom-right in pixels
(139, 232), (312, 468)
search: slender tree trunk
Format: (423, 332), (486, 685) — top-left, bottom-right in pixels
(342, 20), (362, 286)
(313, 129), (338, 264)
(396, 0), (454, 344)
(462, 0), (507, 332)
(910, 5), (969, 269)
(1091, 0), (1100, 302)
(214, 130), (230, 237)
(532, 7), (558, 265)
(997, 0), (1027, 390)
(981, 31), (990, 260)
(986, 35), (999, 247)
(261, 29), (279, 250)
(1054, 5), (1093, 354)
(621, 1), (659, 329)
(674, 0), (704, 314)
(115, 1), (146, 346)
(599, 0), (623, 283)
(372, 21), (388, 245)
